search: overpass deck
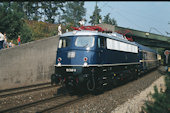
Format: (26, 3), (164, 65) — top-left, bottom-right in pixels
(98, 23), (170, 49)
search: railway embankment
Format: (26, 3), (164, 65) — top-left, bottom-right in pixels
(111, 69), (166, 113)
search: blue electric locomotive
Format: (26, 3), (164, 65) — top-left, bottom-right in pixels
(51, 28), (143, 91)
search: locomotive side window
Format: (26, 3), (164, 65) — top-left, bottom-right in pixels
(75, 36), (94, 47)
(106, 38), (138, 53)
(98, 36), (106, 48)
(58, 37), (71, 48)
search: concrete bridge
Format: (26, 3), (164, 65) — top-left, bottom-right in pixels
(98, 23), (170, 49)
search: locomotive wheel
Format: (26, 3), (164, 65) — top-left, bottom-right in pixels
(65, 84), (79, 93)
(66, 85), (73, 94)
(112, 79), (118, 87)
(134, 71), (139, 80)
(98, 80), (104, 90)
(51, 74), (59, 85)
(92, 80), (104, 95)
(137, 70), (141, 77)
(87, 79), (95, 91)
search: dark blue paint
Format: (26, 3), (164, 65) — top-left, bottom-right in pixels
(135, 42), (158, 70)
(56, 35), (138, 65)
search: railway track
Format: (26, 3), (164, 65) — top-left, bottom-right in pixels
(36, 94), (91, 113)
(0, 82), (55, 98)
(0, 67), (165, 113)
(0, 92), (92, 113)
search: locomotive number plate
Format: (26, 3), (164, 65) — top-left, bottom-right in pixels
(66, 68), (76, 72)
(67, 51), (75, 58)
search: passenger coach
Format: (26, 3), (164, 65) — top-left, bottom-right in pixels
(135, 42), (159, 75)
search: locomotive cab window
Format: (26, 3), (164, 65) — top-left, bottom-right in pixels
(58, 37), (71, 48)
(75, 36), (94, 47)
(98, 36), (106, 48)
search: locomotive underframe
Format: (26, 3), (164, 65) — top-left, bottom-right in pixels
(52, 64), (140, 91)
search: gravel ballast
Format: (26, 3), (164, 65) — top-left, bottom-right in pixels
(111, 75), (166, 113)
(54, 67), (166, 113)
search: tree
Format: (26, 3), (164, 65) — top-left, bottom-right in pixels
(61, 1), (86, 27)
(103, 13), (117, 26)
(23, 2), (33, 20)
(23, 2), (40, 21)
(53, 1), (65, 24)
(41, 1), (65, 24)
(0, 2), (32, 43)
(32, 2), (41, 21)
(89, 3), (102, 25)
(20, 20), (33, 43)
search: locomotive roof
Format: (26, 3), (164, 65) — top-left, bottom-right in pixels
(61, 30), (137, 46)
(134, 42), (157, 53)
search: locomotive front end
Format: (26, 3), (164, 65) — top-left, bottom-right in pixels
(51, 31), (98, 91)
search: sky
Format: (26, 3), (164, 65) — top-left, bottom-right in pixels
(84, 1), (170, 37)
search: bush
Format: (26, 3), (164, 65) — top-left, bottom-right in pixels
(141, 74), (170, 113)
(25, 20), (58, 40)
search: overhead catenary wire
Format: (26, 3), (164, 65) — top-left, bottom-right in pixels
(102, 3), (165, 36)
(111, 4), (168, 33)
(104, 3), (146, 30)
(80, 2), (167, 36)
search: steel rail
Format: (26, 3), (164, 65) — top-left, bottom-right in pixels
(0, 94), (67, 113)
(0, 85), (56, 98)
(36, 94), (92, 113)
(0, 82), (51, 93)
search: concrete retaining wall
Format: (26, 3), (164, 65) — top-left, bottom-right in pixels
(0, 36), (59, 90)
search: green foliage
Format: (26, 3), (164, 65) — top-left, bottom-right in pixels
(20, 21), (33, 43)
(62, 23), (74, 31)
(141, 75), (170, 113)
(0, 2), (33, 43)
(26, 20), (58, 40)
(41, 1), (65, 24)
(23, 2), (42, 21)
(89, 4), (102, 25)
(32, 2), (41, 21)
(0, 1), (119, 44)
(0, 1), (65, 43)
(61, 1), (86, 27)
(103, 13), (117, 26)
(5, 1), (66, 23)
(23, 2), (34, 20)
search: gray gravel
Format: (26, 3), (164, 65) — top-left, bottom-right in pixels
(111, 75), (166, 113)
(54, 67), (165, 113)
(0, 86), (60, 110)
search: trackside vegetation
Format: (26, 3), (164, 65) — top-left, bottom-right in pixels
(0, 1), (118, 45)
(141, 70), (170, 113)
